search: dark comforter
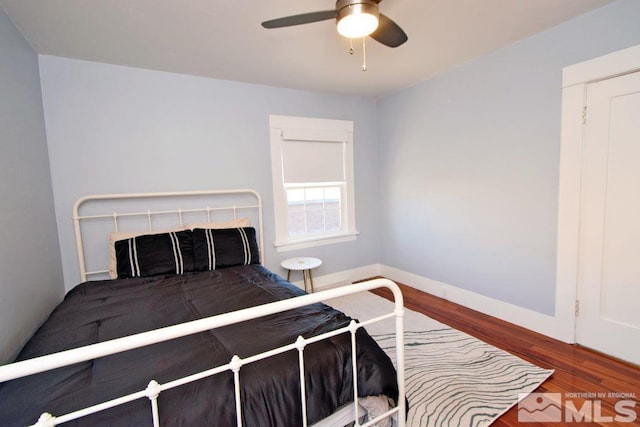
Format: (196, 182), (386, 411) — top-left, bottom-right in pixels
(0, 265), (397, 426)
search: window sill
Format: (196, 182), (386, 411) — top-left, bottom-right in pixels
(274, 231), (359, 252)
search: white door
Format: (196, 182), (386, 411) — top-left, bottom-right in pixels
(576, 71), (640, 365)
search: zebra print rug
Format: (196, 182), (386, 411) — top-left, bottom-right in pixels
(330, 292), (553, 426)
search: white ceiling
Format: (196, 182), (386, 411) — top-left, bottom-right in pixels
(1, 0), (614, 98)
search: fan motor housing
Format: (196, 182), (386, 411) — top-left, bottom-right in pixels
(336, 0), (380, 23)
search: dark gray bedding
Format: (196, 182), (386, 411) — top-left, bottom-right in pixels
(0, 265), (398, 426)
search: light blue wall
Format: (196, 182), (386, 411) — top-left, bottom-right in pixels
(0, 8), (64, 362)
(376, 0), (640, 315)
(38, 56), (380, 290)
(6, 0), (640, 347)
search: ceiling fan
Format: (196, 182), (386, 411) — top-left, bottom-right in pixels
(261, 0), (408, 48)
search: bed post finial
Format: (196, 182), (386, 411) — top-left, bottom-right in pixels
(146, 380), (162, 427)
(34, 412), (56, 427)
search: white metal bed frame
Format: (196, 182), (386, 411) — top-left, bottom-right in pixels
(73, 189), (265, 282)
(0, 189), (405, 427)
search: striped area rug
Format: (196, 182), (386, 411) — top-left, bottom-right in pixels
(330, 292), (553, 427)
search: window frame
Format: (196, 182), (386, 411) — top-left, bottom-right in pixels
(269, 115), (357, 252)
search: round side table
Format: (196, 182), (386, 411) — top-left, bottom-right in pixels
(281, 257), (322, 293)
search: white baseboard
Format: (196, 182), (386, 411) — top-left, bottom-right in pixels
(289, 264), (381, 292)
(378, 265), (575, 343)
(302, 263), (574, 343)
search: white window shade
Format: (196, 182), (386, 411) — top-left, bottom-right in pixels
(282, 140), (345, 184)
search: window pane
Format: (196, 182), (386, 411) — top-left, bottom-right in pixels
(286, 185), (342, 238)
(287, 188), (305, 203)
(287, 202), (306, 236)
(325, 186), (340, 201)
(306, 207), (325, 233)
(324, 207), (341, 232)
(305, 187), (324, 203)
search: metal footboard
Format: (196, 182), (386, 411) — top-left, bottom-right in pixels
(0, 278), (405, 427)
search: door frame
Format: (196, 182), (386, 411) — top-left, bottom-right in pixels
(556, 44), (640, 343)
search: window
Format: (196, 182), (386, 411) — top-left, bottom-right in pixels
(269, 115), (357, 251)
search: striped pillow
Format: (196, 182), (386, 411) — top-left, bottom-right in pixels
(114, 230), (194, 278)
(192, 227), (260, 270)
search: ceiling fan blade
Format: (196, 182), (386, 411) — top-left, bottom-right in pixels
(370, 13), (408, 47)
(261, 10), (336, 29)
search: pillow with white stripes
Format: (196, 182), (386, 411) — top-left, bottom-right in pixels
(114, 230), (195, 278)
(107, 219), (251, 279)
(108, 227), (187, 279)
(192, 227), (260, 270)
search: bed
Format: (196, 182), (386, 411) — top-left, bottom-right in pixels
(0, 190), (406, 427)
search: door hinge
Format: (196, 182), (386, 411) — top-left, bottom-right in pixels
(575, 300), (581, 317)
(582, 106), (587, 124)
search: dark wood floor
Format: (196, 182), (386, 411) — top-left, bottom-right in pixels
(369, 282), (640, 426)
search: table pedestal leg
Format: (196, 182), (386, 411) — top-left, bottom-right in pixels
(285, 267), (315, 293)
(303, 270), (309, 292)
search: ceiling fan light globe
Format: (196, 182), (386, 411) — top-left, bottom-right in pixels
(337, 13), (379, 38)
(336, 1), (379, 39)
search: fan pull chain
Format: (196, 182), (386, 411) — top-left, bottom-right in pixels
(347, 38), (367, 71)
(362, 37), (367, 71)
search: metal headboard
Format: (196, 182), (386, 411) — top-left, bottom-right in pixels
(73, 189), (264, 282)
